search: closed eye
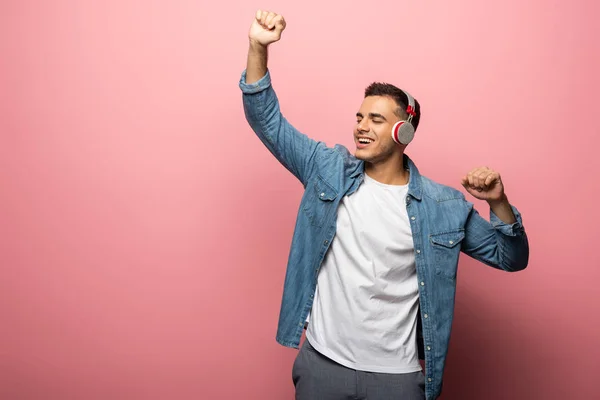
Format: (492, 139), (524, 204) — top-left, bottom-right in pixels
(369, 113), (387, 122)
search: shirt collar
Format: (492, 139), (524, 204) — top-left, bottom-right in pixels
(351, 154), (422, 200)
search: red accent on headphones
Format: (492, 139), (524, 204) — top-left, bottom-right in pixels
(393, 122), (402, 143)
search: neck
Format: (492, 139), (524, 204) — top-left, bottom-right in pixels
(364, 153), (409, 185)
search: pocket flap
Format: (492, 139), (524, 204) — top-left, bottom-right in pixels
(430, 230), (465, 248)
(314, 176), (337, 201)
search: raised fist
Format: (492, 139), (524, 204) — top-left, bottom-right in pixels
(249, 10), (286, 46)
(461, 166), (505, 202)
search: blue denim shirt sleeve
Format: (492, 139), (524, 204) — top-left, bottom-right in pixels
(461, 202), (529, 271)
(239, 69), (320, 186)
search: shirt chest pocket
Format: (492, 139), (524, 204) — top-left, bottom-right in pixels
(429, 229), (465, 280)
(302, 175), (338, 227)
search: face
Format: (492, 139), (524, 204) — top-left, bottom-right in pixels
(354, 96), (404, 164)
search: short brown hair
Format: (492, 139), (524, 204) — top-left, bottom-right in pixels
(365, 82), (421, 131)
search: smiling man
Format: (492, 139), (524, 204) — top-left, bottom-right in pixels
(239, 10), (529, 400)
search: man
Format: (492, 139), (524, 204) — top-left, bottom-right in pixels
(239, 10), (529, 400)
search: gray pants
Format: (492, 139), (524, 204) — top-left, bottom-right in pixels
(293, 339), (425, 400)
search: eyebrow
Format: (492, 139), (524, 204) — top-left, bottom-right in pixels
(356, 112), (388, 121)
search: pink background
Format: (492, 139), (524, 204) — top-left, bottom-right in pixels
(1, 0), (599, 399)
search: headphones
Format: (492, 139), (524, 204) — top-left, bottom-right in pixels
(391, 90), (417, 145)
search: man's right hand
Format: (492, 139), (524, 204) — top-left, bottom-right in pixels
(248, 10), (286, 47)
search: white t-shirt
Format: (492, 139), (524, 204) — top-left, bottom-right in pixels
(306, 172), (421, 373)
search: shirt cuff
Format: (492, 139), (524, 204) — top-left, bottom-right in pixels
(490, 205), (525, 236)
(239, 69), (272, 94)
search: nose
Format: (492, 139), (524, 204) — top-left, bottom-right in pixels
(357, 119), (369, 133)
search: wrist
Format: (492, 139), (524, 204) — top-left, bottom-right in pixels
(249, 38), (268, 50)
(487, 193), (509, 208)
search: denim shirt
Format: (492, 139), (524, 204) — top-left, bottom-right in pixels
(239, 70), (529, 400)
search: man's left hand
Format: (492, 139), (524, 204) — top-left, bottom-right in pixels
(461, 167), (506, 203)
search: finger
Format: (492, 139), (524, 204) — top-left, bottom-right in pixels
(469, 168), (484, 188)
(467, 172), (475, 188)
(473, 175), (484, 191)
(470, 170), (481, 189)
(260, 11), (270, 26)
(479, 167), (495, 187)
(484, 171), (499, 187)
(477, 170), (489, 189)
(469, 167), (487, 189)
(480, 168), (495, 190)
(265, 12), (277, 29)
(255, 9), (262, 20)
(273, 15), (285, 31)
(258, 10), (268, 25)
(466, 168), (477, 186)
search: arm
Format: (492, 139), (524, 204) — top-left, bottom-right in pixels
(239, 10), (320, 186)
(460, 167), (529, 271)
(246, 37), (268, 85)
(461, 198), (529, 271)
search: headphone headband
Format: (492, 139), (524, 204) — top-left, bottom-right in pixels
(403, 90), (416, 122)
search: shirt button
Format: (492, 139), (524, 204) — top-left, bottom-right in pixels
(424, 314), (428, 318)
(411, 216), (416, 220)
(320, 192), (325, 197)
(324, 240), (329, 244)
(428, 378), (432, 382)
(427, 346), (431, 351)
(449, 240), (454, 245)
(420, 282), (425, 286)
(416, 249), (421, 254)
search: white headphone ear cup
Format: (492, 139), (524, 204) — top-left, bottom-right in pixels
(392, 121), (415, 145)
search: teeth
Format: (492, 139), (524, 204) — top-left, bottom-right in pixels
(358, 138), (374, 144)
